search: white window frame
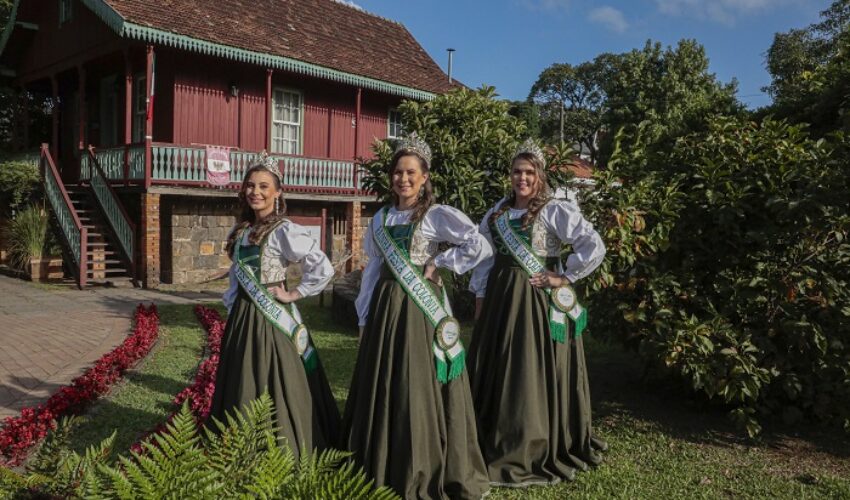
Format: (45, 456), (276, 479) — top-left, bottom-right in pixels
(270, 87), (304, 155)
(132, 74), (147, 143)
(59, 0), (73, 24)
(387, 108), (404, 139)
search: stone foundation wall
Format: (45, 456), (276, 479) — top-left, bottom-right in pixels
(164, 198), (239, 285)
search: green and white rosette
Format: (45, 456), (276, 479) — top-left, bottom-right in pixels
(493, 211), (588, 342)
(234, 235), (317, 373)
(373, 206), (465, 383)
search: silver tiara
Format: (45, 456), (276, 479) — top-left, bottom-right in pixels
(257, 150), (282, 179)
(513, 138), (545, 166)
(394, 132), (432, 166)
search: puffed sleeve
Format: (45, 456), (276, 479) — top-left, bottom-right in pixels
(222, 264), (238, 313)
(221, 225), (241, 313)
(468, 203), (500, 298)
(541, 200), (606, 283)
(355, 217), (382, 327)
(420, 205), (493, 275)
(268, 221), (334, 298)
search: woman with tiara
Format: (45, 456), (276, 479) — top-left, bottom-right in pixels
(211, 154), (340, 457)
(468, 139), (608, 487)
(342, 133), (492, 499)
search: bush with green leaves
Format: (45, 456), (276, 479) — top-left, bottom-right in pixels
(1, 204), (59, 270)
(0, 394), (398, 499)
(0, 158), (40, 218)
(581, 116), (850, 436)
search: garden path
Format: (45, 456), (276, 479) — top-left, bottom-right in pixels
(0, 275), (217, 418)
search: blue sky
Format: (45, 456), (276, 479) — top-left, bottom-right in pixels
(343, 0), (830, 108)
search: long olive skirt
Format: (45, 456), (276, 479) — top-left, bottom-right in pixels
(467, 256), (606, 487)
(209, 289), (341, 458)
(342, 271), (490, 500)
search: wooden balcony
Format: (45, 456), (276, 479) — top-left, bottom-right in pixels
(80, 143), (370, 197)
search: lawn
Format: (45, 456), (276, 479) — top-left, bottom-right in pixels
(60, 297), (850, 499)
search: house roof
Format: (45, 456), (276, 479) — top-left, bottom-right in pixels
(93, 0), (454, 98)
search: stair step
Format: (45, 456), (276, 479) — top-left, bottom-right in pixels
(86, 268), (128, 276)
(86, 242), (112, 248)
(86, 250), (116, 257)
(88, 259), (124, 266)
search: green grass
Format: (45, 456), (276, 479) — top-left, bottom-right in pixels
(65, 304), (206, 456)
(61, 298), (850, 498)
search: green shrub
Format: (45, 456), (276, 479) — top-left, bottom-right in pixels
(0, 158), (40, 217)
(1, 204), (59, 270)
(582, 116), (850, 436)
(0, 394), (398, 499)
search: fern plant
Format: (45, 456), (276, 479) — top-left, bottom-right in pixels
(0, 394), (398, 500)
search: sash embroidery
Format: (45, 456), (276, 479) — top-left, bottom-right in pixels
(234, 230), (317, 373)
(493, 210), (588, 340)
(372, 206), (465, 383)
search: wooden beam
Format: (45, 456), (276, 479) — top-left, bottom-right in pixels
(144, 45), (154, 189)
(15, 21), (38, 30)
(265, 69), (273, 152)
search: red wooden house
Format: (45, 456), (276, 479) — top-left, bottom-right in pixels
(0, 0), (453, 287)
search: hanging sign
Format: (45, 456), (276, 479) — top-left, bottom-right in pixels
(206, 146), (232, 186)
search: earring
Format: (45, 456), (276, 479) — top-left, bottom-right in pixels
(418, 186), (425, 199)
(274, 197), (280, 214)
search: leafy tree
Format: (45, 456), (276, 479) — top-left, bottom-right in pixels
(528, 60), (611, 163)
(506, 99), (541, 139)
(599, 39), (741, 158)
(764, 0), (850, 133)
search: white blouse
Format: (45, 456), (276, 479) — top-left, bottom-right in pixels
(355, 204), (493, 326)
(469, 199), (606, 298)
(222, 220), (334, 312)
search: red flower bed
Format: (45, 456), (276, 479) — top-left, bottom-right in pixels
(130, 305), (224, 453)
(174, 305), (224, 421)
(0, 304), (160, 466)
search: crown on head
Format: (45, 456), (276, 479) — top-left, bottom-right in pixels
(394, 132), (432, 166)
(257, 150), (282, 179)
(513, 138), (545, 166)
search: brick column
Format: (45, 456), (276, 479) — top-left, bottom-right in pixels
(141, 193), (161, 288)
(345, 201), (362, 272)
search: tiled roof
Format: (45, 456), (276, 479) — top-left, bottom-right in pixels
(102, 0), (455, 95)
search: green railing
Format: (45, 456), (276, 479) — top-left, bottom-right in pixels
(86, 147), (136, 270)
(41, 145), (87, 288)
(128, 144), (146, 179)
(81, 145), (146, 182)
(150, 144), (363, 194)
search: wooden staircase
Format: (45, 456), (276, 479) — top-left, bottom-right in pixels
(64, 186), (135, 285)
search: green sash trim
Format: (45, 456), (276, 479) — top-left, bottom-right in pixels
(493, 210), (588, 340)
(234, 231), (318, 373)
(373, 206), (465, 383)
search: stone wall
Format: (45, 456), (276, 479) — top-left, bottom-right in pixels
(163, 197), (239, 284)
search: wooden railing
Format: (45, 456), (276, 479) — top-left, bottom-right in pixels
(86, 147), (136, 275)
(79, 143), (371, 195)
(150, 143), (368, 194)
(41, 144), (87, 288)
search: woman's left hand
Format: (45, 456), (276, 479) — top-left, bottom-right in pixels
(268, 285), (302, 304)
(529, 271), (568, 289)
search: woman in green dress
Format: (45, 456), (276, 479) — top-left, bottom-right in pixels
(211, 157), (340, 458)
(467, 140), (608, 487)
(342, 133), (492, 499)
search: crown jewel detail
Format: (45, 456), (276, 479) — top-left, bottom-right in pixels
(513, 138), (545, 166)
(394, 132), (432, 165)
(257, 150), (282, 179)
